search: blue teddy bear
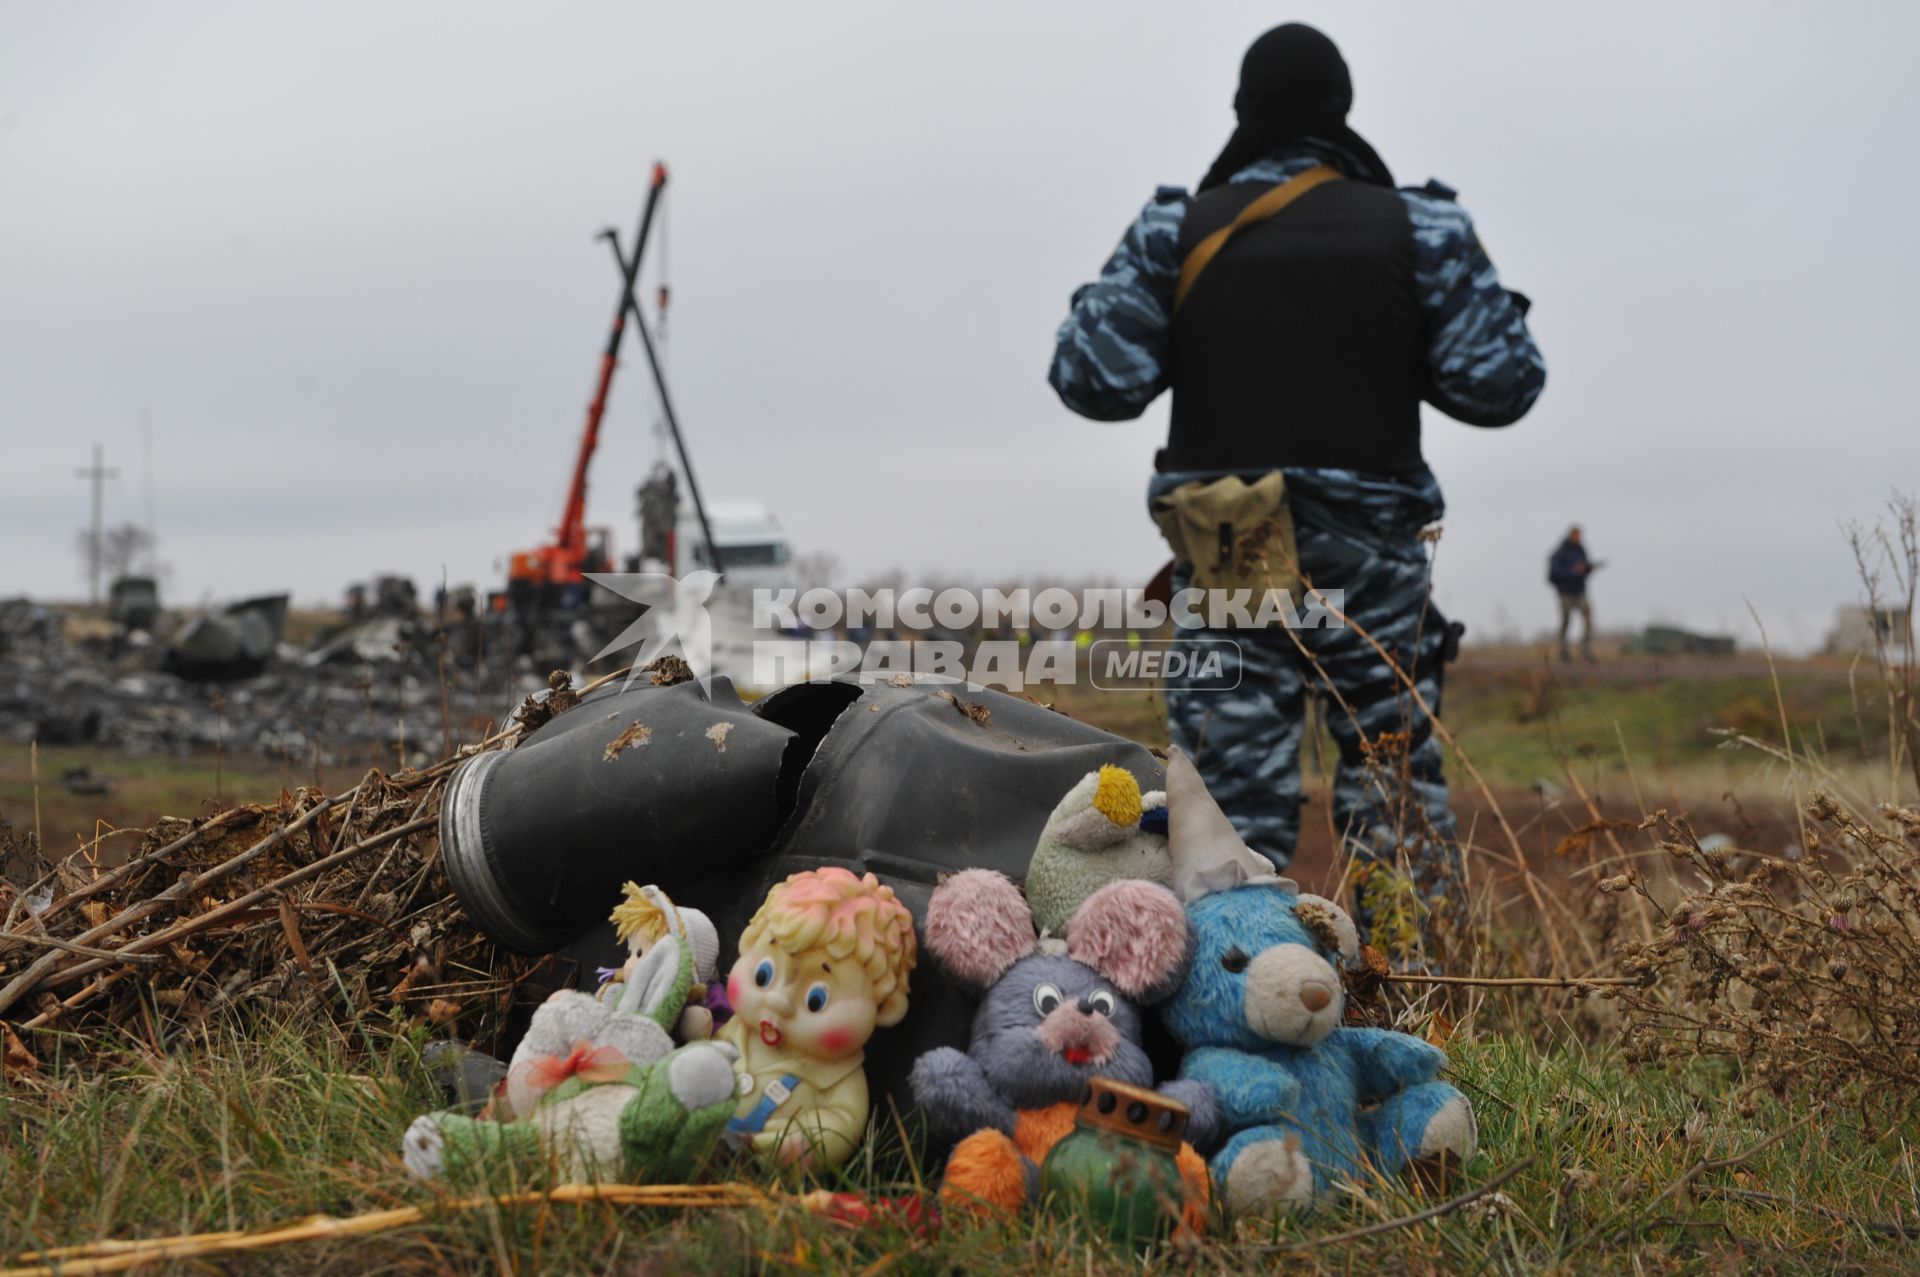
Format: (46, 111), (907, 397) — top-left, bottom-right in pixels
(1161, 884), (1477, 1216)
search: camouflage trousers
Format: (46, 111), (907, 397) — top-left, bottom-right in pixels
(1150, 468), (1463, 940)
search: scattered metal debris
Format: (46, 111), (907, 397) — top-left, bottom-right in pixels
(57, 768), (109, 796)
(0, 596), (561, 768)
(166, 593), (290, 679)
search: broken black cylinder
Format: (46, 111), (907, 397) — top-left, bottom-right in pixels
(440, 673), (1167, 962)
(439, 676), (795, 953)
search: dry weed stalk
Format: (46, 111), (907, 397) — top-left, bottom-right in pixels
(0, 683), (592, 1056)
(0, 1182), (773, 1276)
(1609, 497), (1920, 1105)
(1610, 796), (1920, 1105)
(1844, 493), (1919, 798)
(1240, 526), (1573, 980)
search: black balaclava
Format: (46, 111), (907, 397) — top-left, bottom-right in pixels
(1197, 22), (1393, 193)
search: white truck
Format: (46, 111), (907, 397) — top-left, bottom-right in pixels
(675, 500), (797, 595)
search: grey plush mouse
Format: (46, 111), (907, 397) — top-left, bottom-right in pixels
(908, 868), (1218, 1218)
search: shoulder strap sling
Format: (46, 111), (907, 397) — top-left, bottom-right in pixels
(1173, 164), (1343, 311)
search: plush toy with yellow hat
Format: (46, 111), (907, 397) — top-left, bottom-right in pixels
(1024, 764), (1170, 936)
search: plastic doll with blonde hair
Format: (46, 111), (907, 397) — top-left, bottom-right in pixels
(717, 867), (917, 1170)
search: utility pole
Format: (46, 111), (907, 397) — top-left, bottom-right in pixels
(75, 443), (119, 607)
(142, 409), (159, 575)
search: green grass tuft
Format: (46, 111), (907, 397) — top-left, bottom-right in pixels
(4, 1014), (1916, 1275)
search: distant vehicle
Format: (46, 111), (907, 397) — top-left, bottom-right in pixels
(675, 501), (796, 595)
(1624, 625), (1735, 657)
(1825, 605), (1912, 659)
(598, 498), (797, 615)
(107, 576), (160, 631)
(344, 574), (421, 620)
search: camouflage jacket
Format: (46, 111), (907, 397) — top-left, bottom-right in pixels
(1049, 146), (1546, 447)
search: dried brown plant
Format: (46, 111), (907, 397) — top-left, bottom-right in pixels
(1609, 797), (1920, 1108)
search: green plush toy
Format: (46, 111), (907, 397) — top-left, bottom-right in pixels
(1024, 764), (1171, 937)
(402, 932), (739, 1183)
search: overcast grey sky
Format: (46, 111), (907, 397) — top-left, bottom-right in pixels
(4, 1), (1916, 651)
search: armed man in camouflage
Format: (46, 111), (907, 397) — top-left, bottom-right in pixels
(1049, 23), (1545, 945)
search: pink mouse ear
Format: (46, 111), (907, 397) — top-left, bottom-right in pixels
(1064, 879), (1189, 1003)
(923, 869), (1038, 988)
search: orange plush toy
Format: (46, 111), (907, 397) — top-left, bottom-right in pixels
(907, 869), (1215, 1230)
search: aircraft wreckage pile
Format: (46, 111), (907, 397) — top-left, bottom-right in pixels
(0, 595), (587, 767)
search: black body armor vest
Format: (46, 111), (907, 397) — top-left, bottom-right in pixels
(1162, 178), (1427, 474)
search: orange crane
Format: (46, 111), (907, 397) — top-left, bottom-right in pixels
(506, 162), (669, 599)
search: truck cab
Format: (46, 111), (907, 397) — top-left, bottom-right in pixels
(678, 500), (796, 595)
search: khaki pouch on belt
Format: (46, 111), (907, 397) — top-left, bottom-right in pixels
(1150, 472), (1301, 607)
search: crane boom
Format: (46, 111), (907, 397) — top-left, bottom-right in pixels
(509, 163), (670, 592)
(553, 161), (668, 572)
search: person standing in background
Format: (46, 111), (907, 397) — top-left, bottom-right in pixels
(1548, 526), (1595, 663)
